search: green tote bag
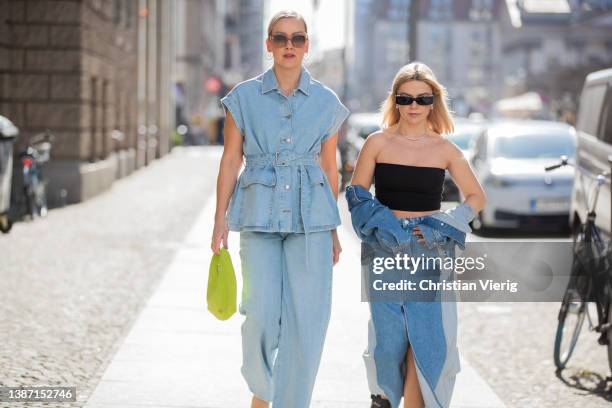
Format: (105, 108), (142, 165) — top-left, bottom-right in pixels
(207, 247), (237, 320)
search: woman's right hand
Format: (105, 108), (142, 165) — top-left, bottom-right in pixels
(211, 218), (229, 254)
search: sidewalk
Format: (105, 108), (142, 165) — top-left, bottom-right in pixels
(85, 192), (506, 407)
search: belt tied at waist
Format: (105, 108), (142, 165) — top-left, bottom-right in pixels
(244, 151), (320, 167)
(244, 151), (324, 275)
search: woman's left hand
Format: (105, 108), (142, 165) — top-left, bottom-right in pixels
(331, 229), (342, 265)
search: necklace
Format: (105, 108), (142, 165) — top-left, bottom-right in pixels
(397, 131), (428, 141)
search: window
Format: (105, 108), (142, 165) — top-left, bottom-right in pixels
(113, 0), (122, 25)
(470, 0), (493, 20)
(599, 87), (612, 144)
(576, 84), (606, 136)
(113, 0), (134, 28)
(430, 0), (452, 20)
(125, 1), (134, 29)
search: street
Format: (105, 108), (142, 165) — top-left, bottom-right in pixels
(1, 147), (611, 407)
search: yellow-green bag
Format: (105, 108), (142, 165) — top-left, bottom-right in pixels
(207, 247), (237, 320)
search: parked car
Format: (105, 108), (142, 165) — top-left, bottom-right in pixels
(340, 112), (382, 188)
(470, 120), (576, 231)
(570, 67), (612, 239)
(443, 117), (488, 201)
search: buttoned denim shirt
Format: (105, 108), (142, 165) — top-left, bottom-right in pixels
(221, 66), (349, 272)
(344, 184), (476, 253)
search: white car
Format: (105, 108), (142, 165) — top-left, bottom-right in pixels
(470, 120), (576, 231)
(444, 117), (487, 201)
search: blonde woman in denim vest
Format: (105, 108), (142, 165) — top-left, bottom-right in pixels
(211, 10), (349, 408)
(349, 62), (486, 408)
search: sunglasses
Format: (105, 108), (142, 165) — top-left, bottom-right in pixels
(395, 95), (435, 106)
(270, 33), (308, 48)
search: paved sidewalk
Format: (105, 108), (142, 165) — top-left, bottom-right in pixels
(85, 193), (506, 407)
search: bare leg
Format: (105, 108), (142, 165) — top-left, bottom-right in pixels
(251, 395), (269, 408)
(403, 345), (424, 408)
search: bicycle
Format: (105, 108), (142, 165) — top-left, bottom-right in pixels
(545, 155), (612, 377)
(19, 130), (53, 220)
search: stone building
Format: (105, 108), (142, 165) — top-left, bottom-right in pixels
(0, 0), (175, 207)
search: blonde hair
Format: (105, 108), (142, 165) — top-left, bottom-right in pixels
(267, 10), (308, 36)
(381, 62), (454, 134)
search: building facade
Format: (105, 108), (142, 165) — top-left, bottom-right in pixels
(498, 0), (612, 120)
(351, 0), (504, 115)
(352, 0), (411, 112)
(0, 0), (175, 207)
(417, 0), (504, 116)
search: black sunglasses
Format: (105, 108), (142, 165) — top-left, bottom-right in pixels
(395, 95), (435, 106)
(270, 33), (308, 48)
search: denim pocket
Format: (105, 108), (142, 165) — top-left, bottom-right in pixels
(306, 165), (340, 228)
(237, 166), (276, 227)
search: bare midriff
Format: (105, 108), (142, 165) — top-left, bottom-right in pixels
(391, 208), (440, 219)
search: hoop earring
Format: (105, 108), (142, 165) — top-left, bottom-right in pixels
(265, 52), (273, 60)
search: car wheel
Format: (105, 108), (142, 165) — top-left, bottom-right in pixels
(471, 211), (487, 234)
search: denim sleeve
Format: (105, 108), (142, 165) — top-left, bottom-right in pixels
(447, 202), (477, 225)
(220, 88), (245, 135)
(322, 100), (350, 142)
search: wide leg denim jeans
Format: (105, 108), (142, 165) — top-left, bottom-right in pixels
(239, 230), (333, 407)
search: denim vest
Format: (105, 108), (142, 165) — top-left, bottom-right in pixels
(344, 184), (476, 252)
(221, 66), (349, 234)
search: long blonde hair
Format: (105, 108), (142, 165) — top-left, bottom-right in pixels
(381, 62), (454, 134)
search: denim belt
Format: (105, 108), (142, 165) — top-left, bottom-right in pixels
(244, 151), (323, 275)
(244, 151), (320, 167)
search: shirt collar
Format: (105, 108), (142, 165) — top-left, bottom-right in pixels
(261, 65), (311, 96)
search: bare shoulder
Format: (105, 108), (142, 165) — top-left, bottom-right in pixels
(361, 129), (387, 154)
(438, 134), (466, 166)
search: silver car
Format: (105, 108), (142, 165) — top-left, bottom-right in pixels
(444, 117), (487, 201)
(470, 120), (576, 231)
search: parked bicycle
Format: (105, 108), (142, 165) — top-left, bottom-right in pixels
(19, 130), (53, 220)
(545, 155), (612, 378)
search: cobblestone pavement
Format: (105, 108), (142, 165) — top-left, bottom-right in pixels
(458, 235), (612, 407)
(0, 146), (220, 407)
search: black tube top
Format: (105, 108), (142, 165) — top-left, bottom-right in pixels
(374, 162), (445, 211)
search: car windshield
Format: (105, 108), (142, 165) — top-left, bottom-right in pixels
(492, 132), (575, 159)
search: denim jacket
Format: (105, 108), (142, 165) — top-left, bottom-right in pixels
(221, 66), (349, 234)
(344, 184), (476, 253)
